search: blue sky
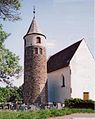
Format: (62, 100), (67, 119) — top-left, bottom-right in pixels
(1, 0), (95, 67)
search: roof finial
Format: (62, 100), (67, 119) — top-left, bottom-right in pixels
(33, 6), (36, 18)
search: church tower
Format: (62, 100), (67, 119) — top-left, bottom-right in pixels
(23, 9), (47, 104)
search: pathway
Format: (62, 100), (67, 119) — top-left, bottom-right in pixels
(49, 113), (95, 119)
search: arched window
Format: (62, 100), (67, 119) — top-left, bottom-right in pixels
(61, 75), (65, 87)
(36, 37), (41, 43)
(34, 48), (38, 54)
(40, 48), (42, 54)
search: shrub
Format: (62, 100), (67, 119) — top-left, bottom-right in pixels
(64, 98), (95, 109)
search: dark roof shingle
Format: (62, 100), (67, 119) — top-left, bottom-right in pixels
(47, 40), (82, 73)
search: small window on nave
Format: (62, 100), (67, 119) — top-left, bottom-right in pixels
(61, 75), (65, 87)
(36, 37), (41, 43)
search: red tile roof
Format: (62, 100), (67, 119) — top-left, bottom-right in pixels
(47, 40), (82, 73)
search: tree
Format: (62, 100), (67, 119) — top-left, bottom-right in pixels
(0, 86), (23, 102)
(0, 0), (22, 85)
(0, 0), (21, 21)
(0, 24), (22, 86)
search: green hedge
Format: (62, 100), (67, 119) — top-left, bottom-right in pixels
(64, 98), (95, 109)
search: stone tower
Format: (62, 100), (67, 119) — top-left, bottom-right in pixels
(23, 10), (47, 104)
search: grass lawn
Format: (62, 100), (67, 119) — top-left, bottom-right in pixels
(0, 108), (94, 119)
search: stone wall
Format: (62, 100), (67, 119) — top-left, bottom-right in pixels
(23, 46), (47, 104)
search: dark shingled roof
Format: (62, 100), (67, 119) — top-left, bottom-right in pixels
(47, 40), (82, 73)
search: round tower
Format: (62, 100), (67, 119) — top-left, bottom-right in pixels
(23, 10), (47, 104)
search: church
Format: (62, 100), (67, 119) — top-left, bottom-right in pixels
(23, 10), (95, 104)
(47, 39), (95, 103)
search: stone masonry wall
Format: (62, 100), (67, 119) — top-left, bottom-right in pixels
(23, 46), (47, 104)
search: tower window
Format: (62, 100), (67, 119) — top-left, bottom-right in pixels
(34, 48), (38, 54)
(36, 37), (41, 43)
(40, 48), (42, 54)
(24, 39), (26, 46)
(61, 75), (65, 87)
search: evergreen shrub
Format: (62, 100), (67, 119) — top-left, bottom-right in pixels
(64, 98), (95, 109)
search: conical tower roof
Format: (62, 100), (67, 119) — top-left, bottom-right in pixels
(27, 16), (40, 34)
(24, 16), (46, 39)
(24, 7), (46, 39)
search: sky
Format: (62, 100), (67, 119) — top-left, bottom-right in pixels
(1, 0), (95, 86)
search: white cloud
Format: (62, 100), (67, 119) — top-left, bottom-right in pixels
(46, 41), (55, 49)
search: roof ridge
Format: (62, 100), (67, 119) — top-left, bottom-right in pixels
(47, 39), (83, 73)
(51, 40), (82, 58)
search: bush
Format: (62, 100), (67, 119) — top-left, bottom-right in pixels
(64, 98), (95, 109)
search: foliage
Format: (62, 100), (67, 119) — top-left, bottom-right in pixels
(0, 0), (22, 85)
(64, 98), (95, 109)
(0, 0), (21, 21)
(0, 25), (22, 85)
(0, 108), (94, 119)
(0, 24), (8, 48)
(0, 86), (23, 102)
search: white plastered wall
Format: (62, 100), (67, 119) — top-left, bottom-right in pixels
(48, 66), (71, 103)
(25, 34), (46, 47)
(70, 40), (95, 100)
